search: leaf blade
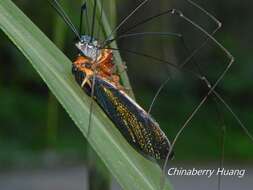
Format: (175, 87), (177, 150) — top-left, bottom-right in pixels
(0, 1), (172, 190)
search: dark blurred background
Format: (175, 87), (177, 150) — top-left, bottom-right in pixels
(0, 0), (252, 189)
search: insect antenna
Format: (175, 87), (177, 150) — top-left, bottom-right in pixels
(90, 0), (97, 42)
(79, 1), (88, 35)
(48, 0), (81, 40)
(96, 0), (105, 39)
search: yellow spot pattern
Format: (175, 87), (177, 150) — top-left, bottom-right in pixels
(102, 87), (155, 157)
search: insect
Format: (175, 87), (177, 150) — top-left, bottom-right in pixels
(49, 0), (174, 161)
(72, 36), (173, 160)
(49, 0), (253, 189)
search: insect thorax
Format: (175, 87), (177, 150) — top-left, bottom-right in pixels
(75, 35), (101, 61)
(73, 35), (122, 90)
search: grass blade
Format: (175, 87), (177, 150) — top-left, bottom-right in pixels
(0, 0), (172, 189)
(87, 0), (135, 98)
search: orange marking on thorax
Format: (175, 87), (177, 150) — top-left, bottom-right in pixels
(73, 49), (124, 90)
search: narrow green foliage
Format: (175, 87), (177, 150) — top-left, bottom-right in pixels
(46, 0), (69, 148)
(0, 0), (171, 190)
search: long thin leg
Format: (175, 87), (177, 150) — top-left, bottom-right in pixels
(87, 81), (95, 136)
(103, 2), (223, 116)
(104, 32), (182, 46)
(105, 0), (221, 46)
(180, 0), (222, 67)
(99, 3), (250, 190)
(111, 8), (235, 142)
(155, 12), (222, 188)
(100, 7), (249, 189)
(99, 2), (250, 189)
(142, 16), (219, 115)
(109, 7), (231, 70)
(87, 65), (99, 137)
(104, 0), (223, 73)
(89, 1), (249, 190)
(178, 34), (253, 142)
(144, 30), (229, 190)
(103, 0), (149, 45)
(215, 101), (226, 190)
(178, 24), (228, 190)
(103, 46), (253, 142)
(172, 7), (252, 144)
(148, 75), (171, 115)
(103, 1), (224, 119)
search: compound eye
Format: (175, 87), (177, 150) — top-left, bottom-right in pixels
(81, 62), (91, 69)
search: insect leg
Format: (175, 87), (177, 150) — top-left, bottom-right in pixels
(112, 5), (235, 156)
(158, 7), (235, 184)
(178, 27), (228, 190)
(101, 0), (252, 146)
(104, 32), (182, 47)
(81, 75), (90, 88)
(105, 0), (221, 47)
(170, 31), (253, 143)
(86, 54), (100, 137)
(103, 0), (149, 45)
(213, 101), (227, 190)
(177, 25), (253, 140)
(147, 69), (171, 115)
(180, 0), (222, 67)
(104, 45), (253, 142)
(103, 9), (246, 185)
(145, 32), (229, 189)
(104, 0), (223, 115)
(87, 81), (95, 137)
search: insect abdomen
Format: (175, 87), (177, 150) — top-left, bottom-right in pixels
(72, 64), (173, 160)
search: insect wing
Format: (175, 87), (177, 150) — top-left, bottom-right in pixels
(92, 77), (173, 161)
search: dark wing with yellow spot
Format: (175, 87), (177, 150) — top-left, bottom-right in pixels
(72, 65), (173, 160)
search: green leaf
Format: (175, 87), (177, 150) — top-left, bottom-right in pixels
(0, 0), (172, 190)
